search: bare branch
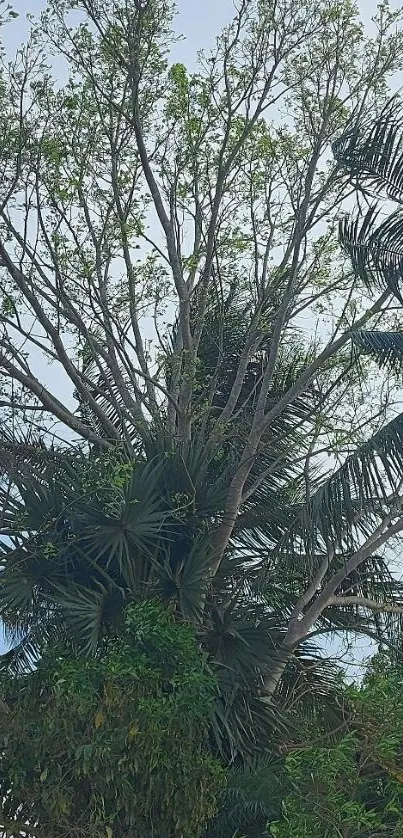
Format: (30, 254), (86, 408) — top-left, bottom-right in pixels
(0, 349), (113, 450)
(327, 595), (403, 615)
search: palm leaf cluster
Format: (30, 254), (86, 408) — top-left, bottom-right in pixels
(0, 444), (285, 761)
(333, 96), (403, 303)
(0, 417), (345, 764)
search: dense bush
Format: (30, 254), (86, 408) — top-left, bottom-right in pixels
(0, 601), (224, 838)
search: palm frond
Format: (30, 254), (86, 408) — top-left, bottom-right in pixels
(74, 348), (149, 451)
(0, 615), (61, 675)
(170, 536), (214, 622)
(339, 207), (403, 303)
(210, 684), (287, 764)
(278, 644), (345, 723)
(243, 409), (403, 603)
(206, 751), (282, 838)
(204, 601), (283, 683)
(296, 410), (403, 552)
(79, 460), (169, 590)
(234, 486), (304, 557)
(49, 582), (114, 655)
(334, 96), (403, 303)
(333, 94), (403, 202)
(352, 329), (403, 375)
(205, 599), (289, 762)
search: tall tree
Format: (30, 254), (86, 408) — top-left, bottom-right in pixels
(2, 0), (403, 754)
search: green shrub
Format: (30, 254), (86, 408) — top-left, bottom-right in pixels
(0, 601), (224, 837)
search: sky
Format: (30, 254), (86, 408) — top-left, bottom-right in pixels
(4, 0), (234, 55)
(6, 0), (402, 63)
(1, 0), (403, 661)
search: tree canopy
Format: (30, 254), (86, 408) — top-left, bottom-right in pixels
(268, 655), (403, 837)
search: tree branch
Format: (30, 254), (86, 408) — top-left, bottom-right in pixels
(0, 242), (122, 443)
(0, 350), (112, 450)
(327, 595), (403, 615)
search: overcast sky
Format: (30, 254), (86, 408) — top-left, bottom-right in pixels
(5, 0), (403, 64)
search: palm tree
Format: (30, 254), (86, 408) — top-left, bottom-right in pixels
(0, 356), (330, 764)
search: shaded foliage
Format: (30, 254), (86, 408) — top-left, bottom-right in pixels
(269, 657), (403, 837)
(0, 600), (224, 838)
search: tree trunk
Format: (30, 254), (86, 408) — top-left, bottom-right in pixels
(262, 639), (298, 699)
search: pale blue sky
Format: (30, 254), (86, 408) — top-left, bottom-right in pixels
(5, 1), (400, 60)
(5, 0), (234, 54)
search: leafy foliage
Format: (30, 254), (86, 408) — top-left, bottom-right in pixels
(269, 658), (403, 837)
(0, 600), (224, 838)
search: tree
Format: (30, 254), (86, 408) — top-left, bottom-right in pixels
(2, 0), (403, 761)
(0, 600), (224, 838)
(267, 654), (403, 837)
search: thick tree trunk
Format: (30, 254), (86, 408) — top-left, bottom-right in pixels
(262, 638), (299, 699)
